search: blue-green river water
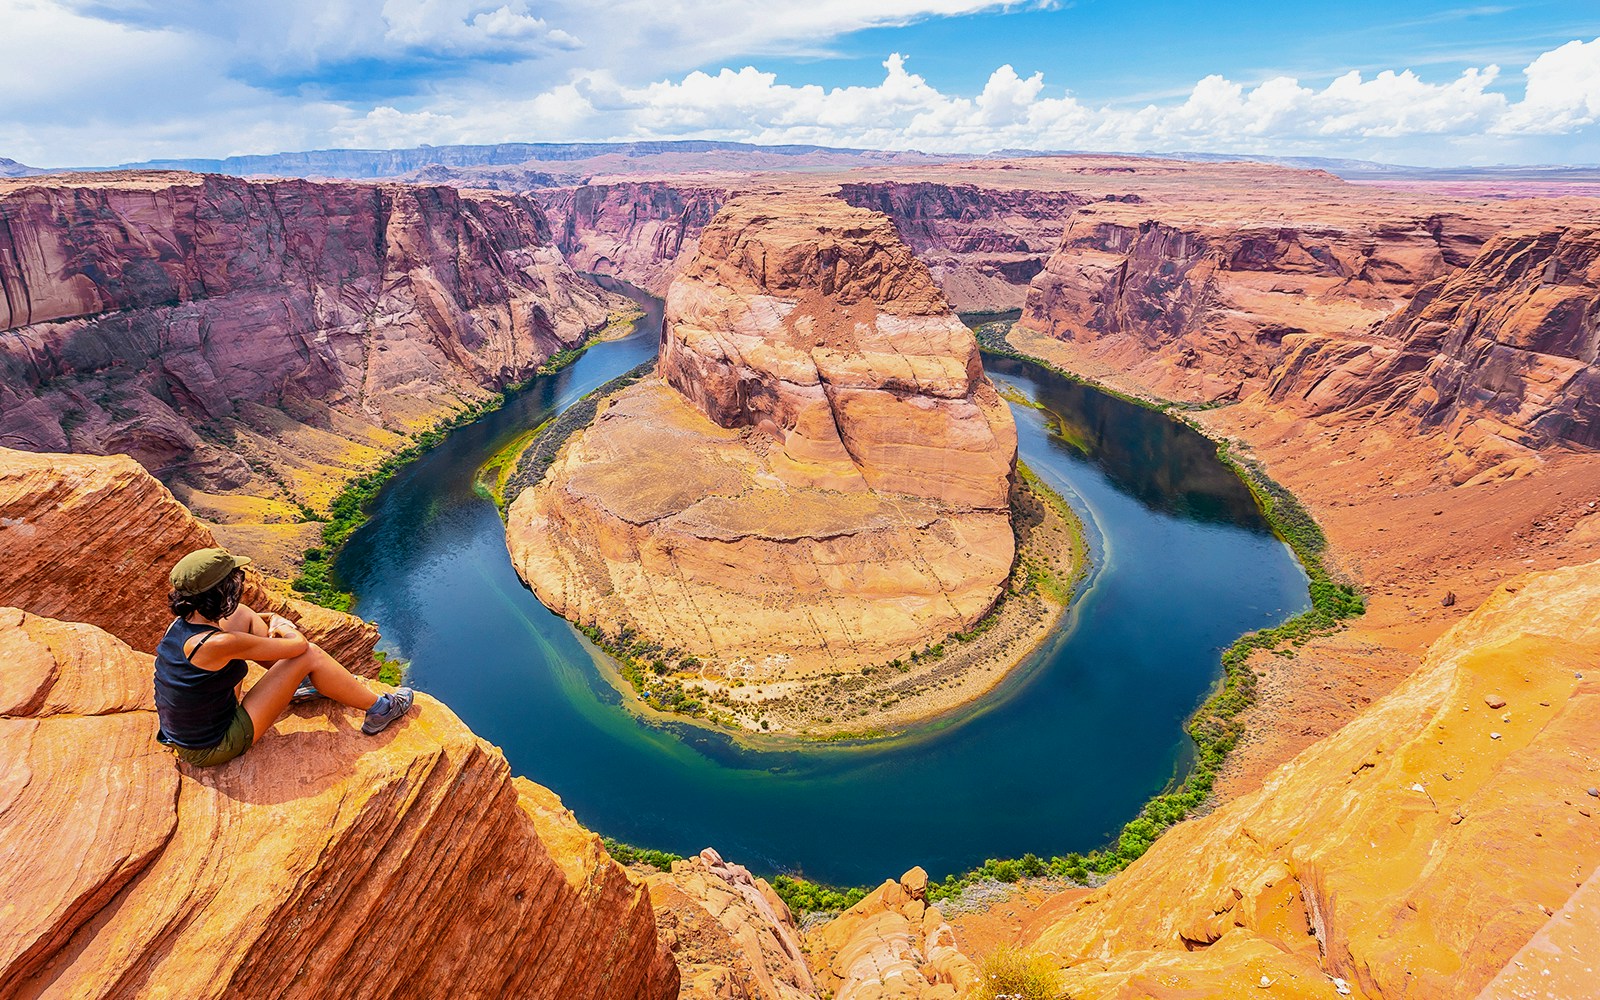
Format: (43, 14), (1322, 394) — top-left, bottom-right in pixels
(334, 289), (1308, 886)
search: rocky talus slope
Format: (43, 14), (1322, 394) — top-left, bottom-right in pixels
(1015, 557), (1600, 999)
(0, 446), (678, 999)
(0, 172), (616, 569)
(806, 868), (979, 1000)
(507, 196), (1017, 682)
(646, 849), (816, 1000)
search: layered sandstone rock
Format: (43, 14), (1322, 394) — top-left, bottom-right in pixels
(647, 848), (816, 1000)
(534, 176), (1081, 312)
(1267, 224), (1600, 479)
(1018, 559), (1600, 999)
(836, 181), (1082, 311)
(508, 196), (1016, 675)
(535, 181), (728, 294)
(0, 606), (678, 999)
(0, 172), (615, 514)
(0, 446), (379, 670)
(806, 868), (979, 1000)
(1018, 201), (1496, 403)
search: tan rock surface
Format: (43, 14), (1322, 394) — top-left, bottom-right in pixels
(0, 605), (678, 999)
(509, 197), (1017, 677)
(1019, 559), (1600, 1000)
(0, 446), (379, 672)
(807, 868), (979, 1000)
(647, 848), (816, 1000)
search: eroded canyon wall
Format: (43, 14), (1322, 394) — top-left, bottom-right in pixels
(534, 181), (728, 294)
(834, 180), (1081, 312)
(533, 176), (1081, 312)
(1265, 223), (1600, 478)
(0, 172), (615, 514)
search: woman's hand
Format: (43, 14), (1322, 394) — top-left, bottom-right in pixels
(268, 614), (302, 638)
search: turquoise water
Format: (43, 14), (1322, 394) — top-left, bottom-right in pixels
(334, 291), (1308, 886)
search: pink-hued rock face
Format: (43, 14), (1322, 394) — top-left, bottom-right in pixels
(509, 196), (1017, 673)
(0, 173), (614, 506)
(535, 181), (727, 294)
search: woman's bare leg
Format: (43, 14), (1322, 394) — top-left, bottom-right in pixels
(241, 642), (380, 740)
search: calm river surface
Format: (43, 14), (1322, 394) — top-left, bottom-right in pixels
(335, 291), (1308, 886)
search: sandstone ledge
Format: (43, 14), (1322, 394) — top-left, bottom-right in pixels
(1015, 558), (1600, 999)
(0, 606), (678, 999)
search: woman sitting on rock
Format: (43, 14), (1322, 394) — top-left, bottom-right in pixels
(154, 546), (413, 767)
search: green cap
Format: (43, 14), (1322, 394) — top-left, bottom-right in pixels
(170, 547), (252, 597)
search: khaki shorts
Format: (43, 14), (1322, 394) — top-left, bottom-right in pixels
(170, 704), (255, 767)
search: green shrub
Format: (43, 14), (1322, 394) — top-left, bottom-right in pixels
(602, 837), (681, 872)
(768, 874), (869, 914)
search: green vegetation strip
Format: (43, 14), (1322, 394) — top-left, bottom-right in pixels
(496, 359), (656, 513)
(287, 334), (618, 683)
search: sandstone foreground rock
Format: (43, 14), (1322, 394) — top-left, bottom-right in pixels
(0, 446), (379, 670)
(0, 447), (677, 999)
(0, 606), (677, 999)
(509, 196), (1017, 676)
(1020, 558), (1600, 999)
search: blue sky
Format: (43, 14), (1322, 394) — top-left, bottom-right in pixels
(2, 0), (1597, 166)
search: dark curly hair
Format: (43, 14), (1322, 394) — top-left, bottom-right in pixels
(168, 567), (245, 622)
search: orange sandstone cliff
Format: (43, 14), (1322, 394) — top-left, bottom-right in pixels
(0, 445), (679, 999)
(507, 196), (1017, 680)
(1016, 557), (1600, 1000)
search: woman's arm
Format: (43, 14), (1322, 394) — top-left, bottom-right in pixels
(189, 619), (310, 670)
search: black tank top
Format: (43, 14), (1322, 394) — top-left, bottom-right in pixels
(153, 618), (248, 748)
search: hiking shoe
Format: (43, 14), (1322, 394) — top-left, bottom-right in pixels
(290, 678), (323, 703)
(362, 687), (414, 735)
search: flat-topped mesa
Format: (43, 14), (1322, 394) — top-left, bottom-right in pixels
(508, 196), (1019, 688)
(659, 196), (1015, 510)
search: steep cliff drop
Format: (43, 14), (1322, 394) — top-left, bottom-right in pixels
(0, 445), (678, 999)
(0, 172), (620, 574)
(507, 195), (1022, 735)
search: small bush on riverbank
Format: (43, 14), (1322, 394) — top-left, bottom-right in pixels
(602, 838), (681, 872)
(768, 874), (869, 914)
(289, 391), (509, 611)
